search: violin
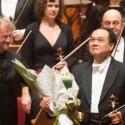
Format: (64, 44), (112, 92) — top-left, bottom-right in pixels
(55, 37), (90, 67)
(56, 47), (64, 61)
(31, 47), (65, 125)
(31, 109), (55, 125)
(30, 37), (90, 125)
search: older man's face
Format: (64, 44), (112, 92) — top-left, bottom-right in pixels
(0, 27), (13, 53)
(102, 10), (123, 38)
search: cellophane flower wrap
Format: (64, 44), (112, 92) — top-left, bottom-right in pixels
(12, 59), (84, 125)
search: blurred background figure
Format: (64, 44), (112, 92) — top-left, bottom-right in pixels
(0, 0), (36, 42)
(80, 0), (125, 39)
(83, 9), (125, 62)
(82, 0), (125, 40)
(21, 0), (77, 125)
(76, 0), (125, 60)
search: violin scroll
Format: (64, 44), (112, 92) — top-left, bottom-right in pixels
(55, 47), (64, 61)
(108, 94), (118, 111)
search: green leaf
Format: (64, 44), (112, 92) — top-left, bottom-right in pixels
(12, 59), (38, 94)
(62, 79), (72, 89)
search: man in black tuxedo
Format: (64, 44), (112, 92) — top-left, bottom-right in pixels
(73, 28), (125, 125)
(83, 9), (125, 63)
(0, 0), (36, 42)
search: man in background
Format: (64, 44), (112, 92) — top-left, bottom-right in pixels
(83, 9), (125, 63)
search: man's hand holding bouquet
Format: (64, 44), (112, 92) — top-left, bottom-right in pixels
(12, 59), (85, 125)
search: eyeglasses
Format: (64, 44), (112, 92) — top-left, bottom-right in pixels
(0, 34), (13, 41)
(104, 21), (121, 27)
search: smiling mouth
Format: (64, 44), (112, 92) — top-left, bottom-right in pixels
(91, 48), (99, 50)
(3, 43), (10, 46)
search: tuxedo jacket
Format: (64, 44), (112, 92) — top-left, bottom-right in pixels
(72, 58), (125, 124)
(0, 0), (36, 29)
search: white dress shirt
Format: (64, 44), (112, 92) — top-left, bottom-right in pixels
(1, 0), (18, 19)
(91, 56), (111, 113)
(112, 37), (124, 63)
(1, 0), (25, 35)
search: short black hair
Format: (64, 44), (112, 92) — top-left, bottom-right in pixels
(103, 28), (117, 46)
(92, 28), (117, 46)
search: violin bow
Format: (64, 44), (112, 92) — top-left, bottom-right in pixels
(31, 37), (90, 125)
(16, 30), (32, 53)
(55, 37), (90, 67)
(9, 0), (29, 28)
(9, 0), (30, 46)
(101, 104), (125, 120)
(15, 0), (29, 26)
(112, 23), (125, 57)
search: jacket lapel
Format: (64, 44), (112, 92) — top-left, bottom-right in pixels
(99, 58), (120, 103)
(123, 37), (125, 63)
(14, 0), (26, 19)
(81, 63), (92, 106)
(0, 0), (2, 16)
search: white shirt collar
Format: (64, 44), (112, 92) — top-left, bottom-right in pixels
(92, 56), (111, 73)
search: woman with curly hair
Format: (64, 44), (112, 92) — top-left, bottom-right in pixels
(21, 0), (77, 124)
